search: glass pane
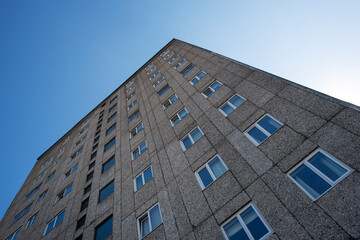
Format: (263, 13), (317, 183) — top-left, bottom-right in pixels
(198, 168), (214, 188)
(182, 137), (192, 150)
(223, 218), (250, 240)
(149, 205), (162, 230)
(170, 95), (178, 103)
(171, 116), (180, 125)
(136, 176), (143, 190)
(290, 164), (332, 199)
(197, 72), (206, 79)
(208, 156), (227, 178)
(191, 78), (199, 85)
(229, 95), (245, 108)
(55, 211), (65, 226)
(221, 103), (234, 116)
(211, 81), (222, 90)
(143, 168), (153, 183)
(190, 127), (203, 143)
(258, 115), (281, 134)
(46, 219), (55, 235)
(141, 217), (150, 238)
(140, 142), (147, 153)
(137, 124), (143, 132)
(64, 184), (72, 196)
(95, 217), (113, 240)
(309, 152), (347, 182)
(241, 206), (269, 240)
(203, 88), (213, 97)
(99, 181), (114, 202)
(178, 109), (188, 119)
(248, 126), (268, 144)
(133, 150), (140, 159)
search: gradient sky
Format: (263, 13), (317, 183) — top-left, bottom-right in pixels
(0, 0), (359, 220)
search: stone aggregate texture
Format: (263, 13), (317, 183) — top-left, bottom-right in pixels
(1, 39), (359, 240)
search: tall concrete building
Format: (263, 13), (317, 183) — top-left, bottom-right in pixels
(1, 39), (359, 240)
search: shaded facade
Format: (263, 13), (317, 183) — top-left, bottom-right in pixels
(1, 39), (359, 240)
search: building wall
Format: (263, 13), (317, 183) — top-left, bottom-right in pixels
(1, 39), (359, 240)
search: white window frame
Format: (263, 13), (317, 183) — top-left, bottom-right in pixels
(164, 51), (174, 60)
(137, 203), (163, 239)
(170, 108), (188, 126)
(190, 71), (206, 85)
(218, 94), (246, 117)
(149, 71), (160, 81)
(128, 100), (138, 110)
(25, 212), (38, 229)
(43, 210), (65, 236)
(221, 203), (273, 240)
(288, 148), (353, 201)
(55, 184), (73, 203)
(7, 228), (20, 240)
(174, 58), (186, 69)
(195, 155), (228, 189)
(132, 141), (148, 160)
(168, 55), (179, 64)
(134, 166), (153, 191)
(153, 77), (165, 87)
(147, 66), (157, 75)
(202, 81), (222, 98)
(180, 126), (204, 151)
(162, 95), (178, 109)
(244, 114), (282, 146)
(130, 123), (143, 139)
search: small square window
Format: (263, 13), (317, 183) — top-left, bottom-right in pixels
(163, 95), (178, 109)
(157, 84), (170, 96)
(91, 151), (97, 160)
(129, 110), (140, 122)
(107, 112), (117, 123)
(190, 71), (206, 85)
(134, 166), (153, 191)
(128, 100), (138, 110)
(245, 114), (282, 146)
(104, 137), (116, 152)
(84, 184), (92, 195)
(150, 71), (160, 81)
(218, 94), (246, 116)
(80, 197), (89, 212)
(86, 172), (94, 182)
(180, 63), (194, 76)
(109, 96), (117, 104)
(130, 123), (143, 139)
(43, 210), (65, 236)
(132, 141), (148, 160)
(95, 216), (113, 240)
(102, 155), (115, 173)
(38, 190), (47, 202)
(288, 149), (353, 200)
(221, 203), (272, 240)
(106, 123), (116, 135)
(180, 127), (204, 151)
(195, 155), (228, 189)
(202, 81), (222, 98)
(76, 215), (86, 230)
(164, 51), (174, 60)
(170, 108), (188, 126)
(174, 58), (186, 69)
(99, 180), (114, 203)
(137, 204), (163, 239)
(168, 55), (179, 64)
(153, 77), (165, 87)
(25, 213), (38, 229)
(89, 161), (95, 170)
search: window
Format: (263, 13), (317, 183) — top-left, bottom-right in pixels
(130, 123), (143, 138)
(153, 77), (165, 87)
(41, 156), (54, 169)
(6, 228), (20, 240)
(109, 104), (117, 113)
(92, 144), (98, 151)
(221, 203), (272, 240)
(126, 79), (134, 86)
(76, 215), (86, 230)
(26, 184), (42, 200)
(86, 171), (94, 182)
(190, 71), (206, 85)
(75, 234), (83, 240)
(104, 137), (116, 152)
(170, 108), (188, 126)
(91, 151), (97, 160)
(168, 55), (179, 64)
(157, 84), (170, 96)
(89, 161), (95, 170)
(202, 81), (222, 97)
(150, 71), (160, 81)
(80, 197), (89, 212)
(181, 64), (194, 76)
(109, 96), (117, 104)
(54, 157), (62, 166)
(43, 210), (65, 236)
(107, 112), (117, 123)
(162, 95), (178, 109)
(148, 66), (156, 75)
(134, 166), (153, 191)
(132, 141), (148, 160)
(195, 155), (228, 189)
(289, 149), (353, 200)
(245, 114), (282, 146)
(55, 184), (73, 203)
(128, 100), (138, 110)
(95, 129), (101, 136)
(106, 123), (116, 135)
(219, 94), (246, 117)
(174, 58), (186, 69)
(97, 124), (102, 131)
(160, 49), (169, 57)
(13, 203), (32, 223)
(126, 84), (135, 92)
(99, 180), (114, 203)
(128, 91), (136, 100)
(46, 171), (55, 182)
(74, 135), (86, 147)
(102, 155), (115, 173)
(164, 51), (173, 60)
(59, 145), (66, 153)
(25, 213), (37, 229)
(64, 164), (78, 179)
(84, 184), (92, 195)
(38, 190), (47, 202)
(95, 216), (113, 240)
(70, 147), (83, 160)
(180, 127), (204, 150)
(34, 169), (48, 183)
(138, 204), (162, 239)
(129, 110), (140, 122)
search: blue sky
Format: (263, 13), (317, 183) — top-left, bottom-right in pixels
(0, 0), (359, 220)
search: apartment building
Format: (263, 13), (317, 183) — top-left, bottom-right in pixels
(1, 39), (359, 240)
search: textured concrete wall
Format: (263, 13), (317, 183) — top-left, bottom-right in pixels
(1, 39), (359, 240)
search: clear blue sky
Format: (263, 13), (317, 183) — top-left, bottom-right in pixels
(0, 0), (359, 220)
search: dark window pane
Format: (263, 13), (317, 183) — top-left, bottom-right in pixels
(76, 215), (86, 229)
(208, 156), (227, 178)
(104, 138), (116, 152)
(198, 168), (213, 188)
(221, 104), (234, 115)
(149, 205), (162, 229)
(182, 137), (192, 150)
(136, 176), (143, 190)
(102, 156), (115, 173)
(80, 198), (89, 212)
(229, 95), (245, 108)
(95, 216), (113, 240)
(241, 206), (269, 240)
(223, 218), (250, 240)
(99, 181), (114, 203)
(248, 126), (267, 144)
(309, 152), (347, 182)
(86, 172), (94, 182)
(143, 168), (153, 183)
(258, 115), (281, 134)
